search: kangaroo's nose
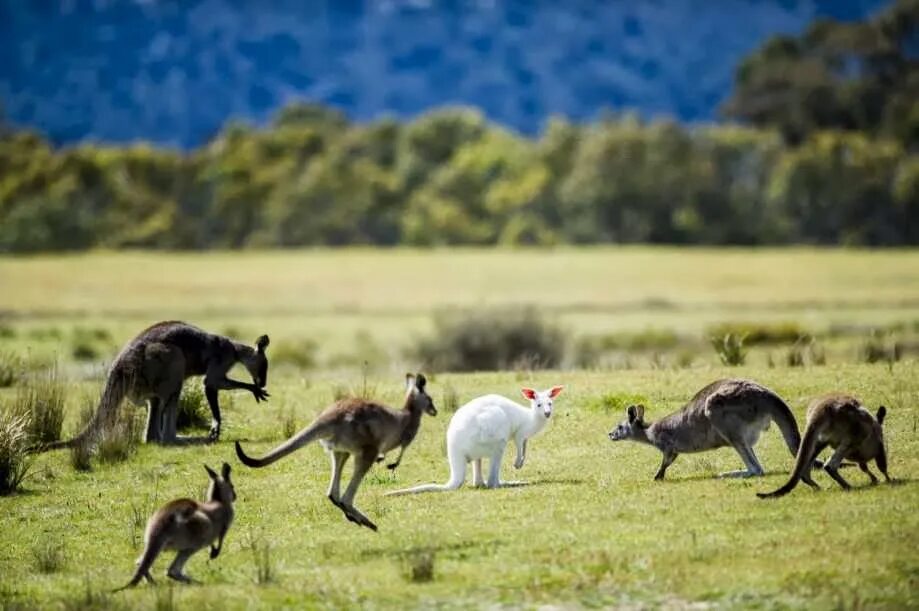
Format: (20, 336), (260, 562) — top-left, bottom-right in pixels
(544, 410), (551, 418)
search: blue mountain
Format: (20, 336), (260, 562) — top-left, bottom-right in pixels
(0, 0), (889, 148)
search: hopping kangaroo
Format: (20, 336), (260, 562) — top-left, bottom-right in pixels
(608, 378), (813, 481)
(387, 386), (563, 495)
(758, 394), (890, 498)
(235, 373), (436, 532)
(116, 463), (236, 589)
(41, 321), (269, 449)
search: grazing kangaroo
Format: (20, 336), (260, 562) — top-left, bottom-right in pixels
(116, 463), (236, 589)
(758, 394), (890, 498)
(41, 321), (269, 450)
(235, 373), (436, 532)
(608, 378), (815, 482)
(387, 386), (563, 495)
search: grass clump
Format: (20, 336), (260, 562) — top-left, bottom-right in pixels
(70, 327), (112, 361)
(0, 409), (31, 495)
(32, 539), (65, 574)
(411, 308), (564, 372)
(0, 351), (22, 388)
(96, 409), (141, 464)
(177, 384), (210, 431)
(248, 533), (275, 585)
(12, 366), (66, 446)
(706, 322), (808, 345)
(859, 333), (902, 365)
(584, 392), (649, 415)
(710, 333), (747, 366)
(402, 548), (436, 583)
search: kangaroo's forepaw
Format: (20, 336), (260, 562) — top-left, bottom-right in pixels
(386, 462), (399, 471)
(513, 459), (524, 469)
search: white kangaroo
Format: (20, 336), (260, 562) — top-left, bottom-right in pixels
(386, 385), (563, 495)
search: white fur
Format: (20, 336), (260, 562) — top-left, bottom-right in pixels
(386, 386), (562, 495)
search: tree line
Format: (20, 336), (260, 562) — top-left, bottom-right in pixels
(1, 0), (917, 252)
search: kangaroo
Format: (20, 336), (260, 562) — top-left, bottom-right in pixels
(758, 394), (890, 498)
(115, 463), (236, 589)
(387, 386), (563, 495)
(40, 321), (269, 450)
(235, 373), (436, 532)
(608, 378), (816, 482)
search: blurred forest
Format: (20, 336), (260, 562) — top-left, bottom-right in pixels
(1, 0), (917, 252)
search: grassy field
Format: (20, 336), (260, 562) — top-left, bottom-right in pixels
(1, 247), (918, 609)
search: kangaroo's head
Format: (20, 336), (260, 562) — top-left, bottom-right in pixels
(521, 386), (564, 419)
(875, 405), (889, 472)
(608, 404), (648, 441)
(239, 335), (270, 388)
(406, 373), (437, 416)
(205, 462), (237, 504)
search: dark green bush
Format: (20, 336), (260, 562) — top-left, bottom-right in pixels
(411, 308), (565, 372)
(706, 322), (807, 345)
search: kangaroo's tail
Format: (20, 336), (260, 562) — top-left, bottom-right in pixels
(235, 419), (332, 468)
(38, 369), (127, 452)
(757, 420), (821, 499)
(113, 524), (167, 592)
(763, 393), (802, 457)
(385, 446), (466, 496)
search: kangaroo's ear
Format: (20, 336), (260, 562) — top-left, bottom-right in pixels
(405, 373), (416, 393)
(627, 404), (645, 423)
(877, 405), (887, 425)
(521, 388), (537, 400)
(634, 404), (646, 422)
(204, 464), (218, 480)
(548, 385), (564, 398)
(626, 405), (638, 423)
(256, 335), (270, 353)
(221, 462), (232, 479)
(415, 373), (427, 390)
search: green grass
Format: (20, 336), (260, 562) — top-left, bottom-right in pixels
(0, 247), (918, 609)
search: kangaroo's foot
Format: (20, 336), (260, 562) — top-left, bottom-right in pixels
(342, 505), (377, 532)
(207, 423), (221, 442)
(166, 571), (193, 584)
(499, 480), (529, 487)
(143, 571), (155, 584)
(161, 435), (212, 447)
(717, 469), (762, 479)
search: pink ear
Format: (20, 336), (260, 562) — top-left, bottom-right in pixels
(521, 388), (537, 400)
(548, 385), (564, 398)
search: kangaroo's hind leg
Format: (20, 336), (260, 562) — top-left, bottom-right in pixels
(145, 397), (163, 443)
(485, 443), (507, 489)
(472, 459), (485, 488)
(824, 444), (854, 490)
(338, 448), (378, 531)
(721, 441), (765, 478)
(166, 550), (195, 583)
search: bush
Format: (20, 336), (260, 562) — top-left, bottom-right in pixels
(710, 333), (747, 366)
(176, 384), (210, 431)
(411, 308), (565, 372)
(402, 548), (436, 583)
(859, 333), (902, 365)
(0, 410), (31, 495)
(13, 366), (66, 446)
(584, 392), (649, 415)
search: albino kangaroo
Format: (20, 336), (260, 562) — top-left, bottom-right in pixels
(387, 385), (563, 495)
(608, 378), (815, 482)
(758, 394), (890, 498)
(115, 463), (236, 589)
(41, 321), (269, 450)
(236, 373), (436, 532)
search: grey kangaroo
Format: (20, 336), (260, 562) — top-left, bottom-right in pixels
(116, 463), (235, 589)
(235, 373), (436, 532)
(41, 321), (269, 449)
(758, 394), (890, 498)
(608, 378), (816, 482)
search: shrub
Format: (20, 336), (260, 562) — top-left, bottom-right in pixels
(177, 384), (210, 431)
(442, 383), (460, 413)
(859, 333), (902, 365)
(710, 333), (747, 366)
(13, 366), (66, 445)
(280, 408), (297, 439)
(247, 533), (275, 585)
(70, 327), (113, 361)
(0, 323), (15, 339)
(0, 410), (31, 495)
(706, 322), (807, 345)
(411, 308), (565, 372)
(584, 392), (649, 415)
(785, 344), (805, 367)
